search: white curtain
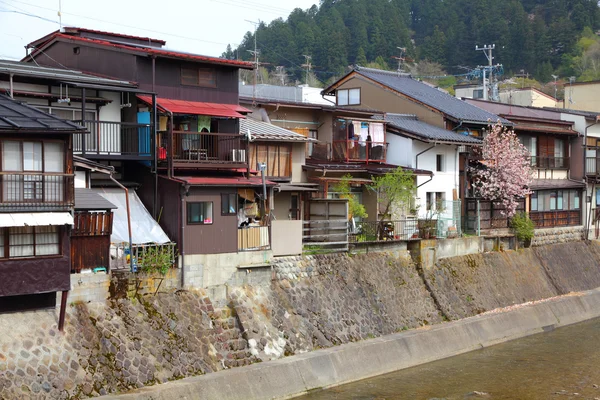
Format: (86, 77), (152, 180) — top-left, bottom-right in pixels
(44, 142), (64, 202)
(23, 142), (42, 171)
(2, 141), (22, 202)
(9, 227), (34, 257)
(35, 226), (60, 256)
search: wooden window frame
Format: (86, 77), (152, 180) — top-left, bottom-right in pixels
(221, 193), (237, 216)
(0, 226), (62, 259)
(181, 67), (217, 88)
(336, 88), (361, 106)
(187, 201), (214, 225)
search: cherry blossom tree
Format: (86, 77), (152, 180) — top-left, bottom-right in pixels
(470, 121), (533, 217)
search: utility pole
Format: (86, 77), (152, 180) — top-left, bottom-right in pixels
(568, 76), (576, 108)
(301, 55), (312, 86)
(476, 44), (495, 101)
(274, 66), (287, 86)
(551, 74), (559, 103)
(393, 47), (407, 75)
(245, 20), (260, 102)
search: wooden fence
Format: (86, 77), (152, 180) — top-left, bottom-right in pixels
(71, 211), (113, 273)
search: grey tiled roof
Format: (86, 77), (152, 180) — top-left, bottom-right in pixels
(0, 94), (85, 131)
(384, 114), (482, 144)
(240, 118), (315, 142)
(75, 188), (117, 210)
(355, 66), (510, 125)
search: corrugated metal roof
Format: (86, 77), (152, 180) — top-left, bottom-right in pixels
(28, 32), (254, 70)
(384, 114), (482, 145)
(75, 188), (117, 210)
(0, 212), (74, 227)
(0, 94), (86, 131)
(240, 118), (316, 142)
(354, 67), (509, 125)
(0, 60), (137, 88)
(137, 95), (248, 118)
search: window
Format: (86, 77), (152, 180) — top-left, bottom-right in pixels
(337, 88), (360, 106)
(436, 154), (444, 172)
(307, 129), (318, 157)
(473, 89), (484, 99)
(187, 202), (213, 224)
(249, 144), (291, 178)
(532, 190), (581, 212)
(221, 193), (237, 215)
(1, 141), (65, 203)
(2, 226), (60, 258)
(181, 67), (217, 87)
(426, 192), (445, 211)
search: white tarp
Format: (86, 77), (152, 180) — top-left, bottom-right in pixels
(94, 188), (170, 244)
(0, 212), (74, 227)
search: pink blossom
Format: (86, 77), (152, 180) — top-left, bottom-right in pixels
(469, 121), (533, 217)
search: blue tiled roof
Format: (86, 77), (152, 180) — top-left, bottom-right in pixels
(384, 114), (482, 145)
(355, 66), (510, 125)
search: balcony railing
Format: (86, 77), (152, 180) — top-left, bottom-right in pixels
(160, 131), (248, 168)
(586, 157), (600, 176)
(529, 156), (569, 169)
(332, 140), (388, 163)
(0, 172), (74, 211)
(73, 120), (154, 160)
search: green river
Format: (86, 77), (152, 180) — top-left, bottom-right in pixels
(302, 318), (600, 400)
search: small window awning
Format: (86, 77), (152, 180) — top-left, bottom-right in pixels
(0, 212), (74, 227)
(137, 95), (250, 119)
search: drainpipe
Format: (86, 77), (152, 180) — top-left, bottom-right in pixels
(180, 184), (189, 288)
(109, 174), (134, 272)
(9, 73), (13, 98)
(584, 118), (600, 240)
(415, 144), (436, 170)
(167, 110), (174, 178)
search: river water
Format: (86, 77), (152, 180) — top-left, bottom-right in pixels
(301, 318), (600, 400)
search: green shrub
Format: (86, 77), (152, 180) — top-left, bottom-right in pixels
(510, 212), (535, 244)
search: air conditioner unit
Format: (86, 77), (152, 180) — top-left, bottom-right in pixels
(232, 149), (246, 162)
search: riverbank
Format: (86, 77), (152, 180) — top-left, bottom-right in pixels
(3, 241), (600, 399)
(101, 288), (600, 400)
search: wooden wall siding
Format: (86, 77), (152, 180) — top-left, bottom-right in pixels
(137, 58), (240, 103)
(570, 136), (584, 180)
(35, 41), (138, 82)
(0, 228), (70, 297)
(72, 211), (113, 237)
(184, 188), (238, 255)
(156, 177), (181, 247)
(71, 211), (112, 272)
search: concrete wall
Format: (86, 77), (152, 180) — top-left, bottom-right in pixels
(386, 133), (413, 168)
(569, 83), (600, 112)
(271, 220), (302, 256)
(63, 272), (111, 304)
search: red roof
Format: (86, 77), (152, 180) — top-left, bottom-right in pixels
(26, 32), (254, 70)
(137, 95), (250, 118)
(62, 27), (166, 45)
(172, 176), (276, 187)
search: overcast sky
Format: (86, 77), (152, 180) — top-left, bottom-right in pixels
(0, 0), (318, 61)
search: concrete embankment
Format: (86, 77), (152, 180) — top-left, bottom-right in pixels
(3, 241), (600, 399)
(101, 288), (600, 400)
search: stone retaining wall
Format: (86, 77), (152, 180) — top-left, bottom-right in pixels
(532, 226), (585, 246)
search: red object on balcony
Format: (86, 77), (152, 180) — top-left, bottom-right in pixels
(137, 96), (250, 119)
(158, 147), (167, 160)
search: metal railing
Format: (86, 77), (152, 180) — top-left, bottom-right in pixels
(529, 156), (569, 169)
(161, 131), (248, 165)
(73, 120), (154, 158)
(349, 220), (419, 242)
(586, 157), (600, 175)
(0, 172), (73, 210)
(238, 226), (270, 251)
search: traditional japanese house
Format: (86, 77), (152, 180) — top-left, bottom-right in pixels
(0, 94), (84, 324)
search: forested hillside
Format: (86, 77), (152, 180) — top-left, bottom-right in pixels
(223, 0), (600, 88)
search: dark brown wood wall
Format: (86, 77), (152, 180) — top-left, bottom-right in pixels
(71, 211), (113, 272)
(156, 177), (181, 248)
(136, 58), (239, 103)
(184, 187), (238, 254)
(0, 227), (70, 297)
(34, 41), (138, 82)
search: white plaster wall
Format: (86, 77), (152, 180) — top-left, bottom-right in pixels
(386, 134), (413, 168)
(413, 142), (459, 221)
(291, 142), (306, 183)
(75, 171), (88, 188)
(98, 91), (122, 154)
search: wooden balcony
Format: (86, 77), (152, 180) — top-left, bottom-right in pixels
(159, 130), (248, 170)
(73, 120), (154, 160)
(310, 141), (388, 163)
(529, 156), (569, 169)
(0, 172), (74, 212)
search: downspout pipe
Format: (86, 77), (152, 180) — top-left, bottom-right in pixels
(180, 185), (190, 288)
(109, 174), (134, 272)
(415, 144), (436, 170)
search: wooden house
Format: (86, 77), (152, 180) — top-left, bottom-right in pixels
(0, 94), (84, 324)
